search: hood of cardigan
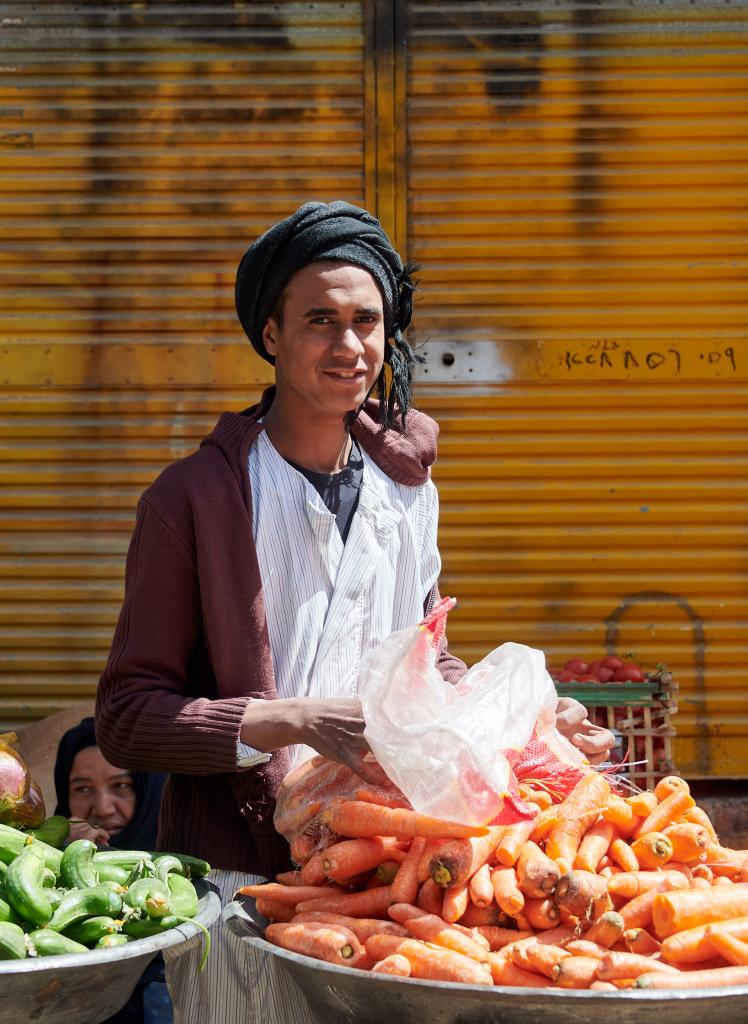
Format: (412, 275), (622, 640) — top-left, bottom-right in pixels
(199, 386), (439, 486)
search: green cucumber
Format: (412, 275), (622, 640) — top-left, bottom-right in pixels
(28, 929), (88, 957)
(28, 815), (70, 849)
(151, 852), (211, 879)
(153, 855), (184, 884)
(4, 844), (52, 926)
(94, 862), (129, 885)
(0, 921), (26, 960)
(0, 823), (62, 874)
(165, 873), (198, 919)
(97, 933), (131, 948)
(122, 914), (179, 939)
(60, 838), (99, 889)
(64, 914), (120, 947)
(46, 884), (123, 933)
(93, 849), (152, 867)
(124, 877), (171, 918)
(0, 893), (21, 924)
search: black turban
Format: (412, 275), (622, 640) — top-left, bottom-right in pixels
(235, 201), (422, 425)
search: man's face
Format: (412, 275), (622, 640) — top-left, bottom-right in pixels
(262, 261), (386, 419)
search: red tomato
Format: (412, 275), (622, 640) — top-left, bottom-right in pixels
(613, 663), (645, 682)
(601, 655), (624, 671)
(564, 657), (588, 675)
(576, 674), (600, 683)
(587, 659), (604, 675)
(595, 666), (615, 683)
(556, 670), (577, 683)
(546, 665), (564, 680)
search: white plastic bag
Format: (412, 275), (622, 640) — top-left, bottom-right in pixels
(359, 599), (583, 825)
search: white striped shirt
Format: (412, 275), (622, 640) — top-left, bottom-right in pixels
(237, 426), (441, 770)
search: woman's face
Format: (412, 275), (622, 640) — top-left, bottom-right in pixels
(68, 746), (136, 836)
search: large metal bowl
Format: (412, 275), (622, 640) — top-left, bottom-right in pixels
(0, 877), (220, 1024)
(224, 893), (748, 1024)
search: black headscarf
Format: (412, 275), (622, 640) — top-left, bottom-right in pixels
(53, 718), (166, 851)
(234, 200), (423, 427)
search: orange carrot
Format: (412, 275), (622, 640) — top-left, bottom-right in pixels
(545, 774), (611, 872)
(624, 928), (661, 956)
(608, 837), (639, 873)
(491, 867), (524, 917)
(662, 823), (709, 863)
(299, 850), (328, 885)
(469, 862), (495, 909)
(522, 897), (560, 931)
(682, 805), (718, 842)
(292, 912), (408, 943)
(564, 939), (608, 958)
(704, 924), (748, 965)
(601, 796), (637, 834)
(529, 806), (559, 844)
(619, 874), (689, 931)
(389, 836), (425, 905)
(626, 791), (658, 817)
(507, 938), (540, 972)
(652, 885), (748, 939)
(654, 776), (690, 801)
(380, 937), (493, 985)
(575, 820), (615, 873)
(239, 883), (345, 906)
(551, 955), (600, 989)
(371, 953), (411, 976)
(515, 841), (560, 899)
(495, 815), (540, 868)
(289, 831), (317, 867)
(714, 875), (735, 888)
(636, 965), (748, 988)
(442, 882), (470, 924)
(666, 861), (694, 880)
(596, 951), (681, 980)
(374, 860), (400, 885)
(581, 910), (625, 949)
(660, 917), (748, 964)
(321, 837), (402, 881)
(523, 941), (571, 978)
(486, 951), (553, 987)
(692, 863), (713, 883)
(417, 839), (443, 882)
(395, 909), (489, 962)
(705, 845), (747, 878)
(354, 786), (410, 809)
(630, 832), (674, 869)
(295, 886), (393, 918)
(255, 897), (296, 923)
(416, 877), (444, 916)
(589, 981), (618, 991)
(365, 933), (408, 962)
(553, 870), (611, 921)
(519, 785), (553, 810)
(608, 870), (687, 900)
(275, 870), (303, 886)
(476, 926), (533, 951)
(635, 788), (694, 838)
(458, 902), (507, 927)
(265, 921), (366, 967)
(329, 801), (488, 840)
(429, 826), (504, 888)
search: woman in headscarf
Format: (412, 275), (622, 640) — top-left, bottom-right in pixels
(54, 718), (171, 1024)
(54, 716), (165, 850)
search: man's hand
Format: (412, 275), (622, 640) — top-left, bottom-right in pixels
(555, 697), (615, 766)
(240, 696), (376, 779)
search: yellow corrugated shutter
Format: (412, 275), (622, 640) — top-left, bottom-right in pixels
(0, 2), (368, 724)
(407, 2), (748, 777)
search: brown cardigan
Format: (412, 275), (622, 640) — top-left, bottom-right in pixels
(95, 389), (466, 876)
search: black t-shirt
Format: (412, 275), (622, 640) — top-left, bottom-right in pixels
(286, 439), (364, 544)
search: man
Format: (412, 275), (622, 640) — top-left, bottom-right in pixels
(96, 202), (612, 1021)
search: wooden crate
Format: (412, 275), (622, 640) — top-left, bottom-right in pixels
(555, 670), (678, 791)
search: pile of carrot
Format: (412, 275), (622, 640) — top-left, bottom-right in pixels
(241, 773), (748, 991)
